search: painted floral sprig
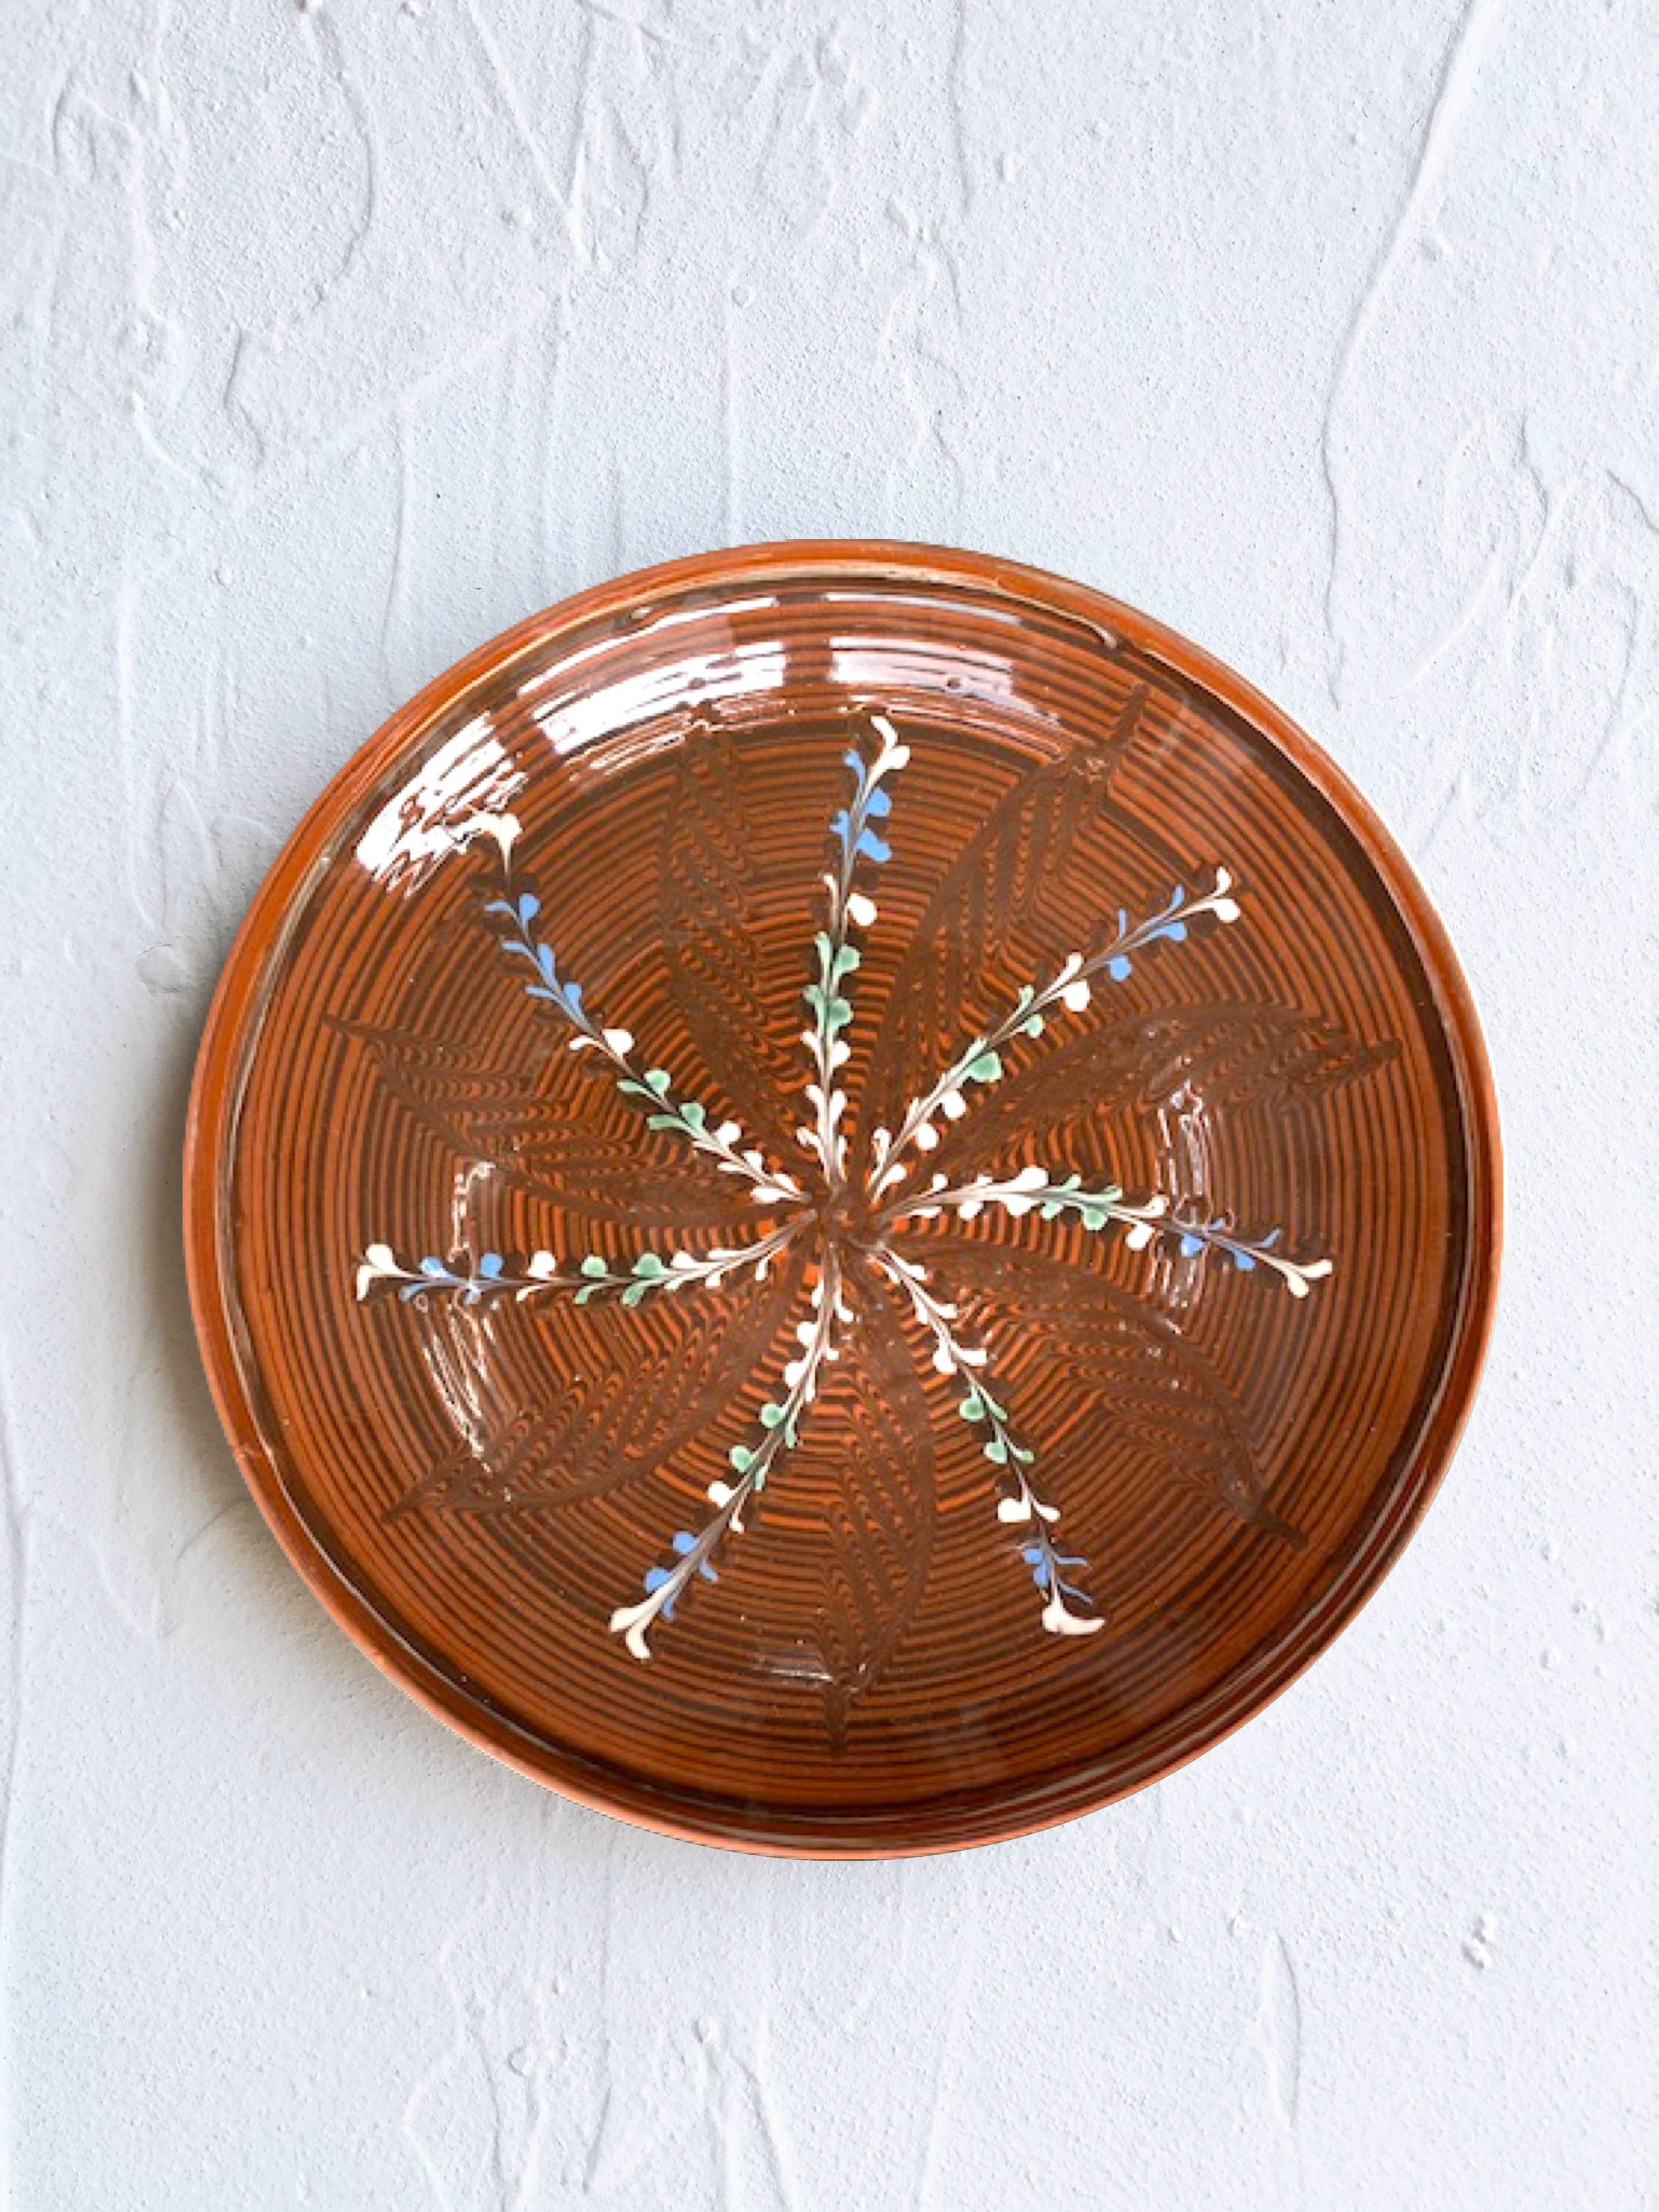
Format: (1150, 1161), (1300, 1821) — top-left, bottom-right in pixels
(608, 1250), (847, 1659)
(800, 717), (909, 1191)
(865, 874), (1242, 1199)
(487, 886), (804, 1207)
(875, 1246), (1103, 1635)
(886, 1167), (1332, 1297)
(355, 1218), (802, 1308)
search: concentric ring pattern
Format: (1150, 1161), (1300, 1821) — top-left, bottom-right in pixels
(185, 542), (1500, 1855)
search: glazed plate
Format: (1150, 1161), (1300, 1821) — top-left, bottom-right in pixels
(185, 542), (1500, 1856)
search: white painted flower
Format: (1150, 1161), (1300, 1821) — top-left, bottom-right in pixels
(867, 715), (910, 773)
(608, 1598), (659, 1661)
(1043, 1592), (1107, 1637)
(459, 810), (521, 869)
(995, 1164), (1050, 1216)
(354, 1243), (408, 1300)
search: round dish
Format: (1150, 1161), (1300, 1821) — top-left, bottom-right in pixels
(185, 541), (1500, 1856)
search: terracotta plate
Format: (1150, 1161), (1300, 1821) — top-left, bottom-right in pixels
(185, 542), (1501, 1856)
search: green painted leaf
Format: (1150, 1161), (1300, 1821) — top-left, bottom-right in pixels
(580, 1256), (609, 1278)
(958, 1391), (985, 1421)
(1081, 1207), (1108, 1232)
(644, 1068), (673, 1096)
(965, 1050), (1004, 1085)
(832, 944), (861, 979)
(982, 1436), (1009, 1465)
(758, 1402), (787, 1430)
(678, 1100), (707, 1131)
(729, 1444), (754, 1473)
(632, 1253), (668, 1279)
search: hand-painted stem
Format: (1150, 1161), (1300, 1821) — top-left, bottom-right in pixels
(482, 869), (805, 1207)
(608, 1249), (846, 1660)
(884, 1167), (1333, 1297)
(354, 1218), (804, 1308)
(872, 1244), (1103, 1636)
(865, 871), (1242, 1196)
(885, 1177), (1336, 1292)
(800, 718), (909, 1193)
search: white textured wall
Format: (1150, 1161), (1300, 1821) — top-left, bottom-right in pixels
(2, 2), (1656, 2205)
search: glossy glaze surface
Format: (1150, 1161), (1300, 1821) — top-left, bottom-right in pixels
(185, 543), (1500, 1854)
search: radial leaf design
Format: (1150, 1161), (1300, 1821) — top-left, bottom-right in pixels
(349, 715), (1380, 1712)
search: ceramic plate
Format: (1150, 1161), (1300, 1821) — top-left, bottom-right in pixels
(185, 542), (1500, 1856)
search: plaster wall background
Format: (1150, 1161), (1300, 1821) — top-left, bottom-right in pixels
(1, 2), (1655, 2204)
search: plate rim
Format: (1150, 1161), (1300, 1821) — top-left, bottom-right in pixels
(183, 537), (1503, 1858)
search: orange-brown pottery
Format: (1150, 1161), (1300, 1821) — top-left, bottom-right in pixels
(185, 542), (1501, 1856)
